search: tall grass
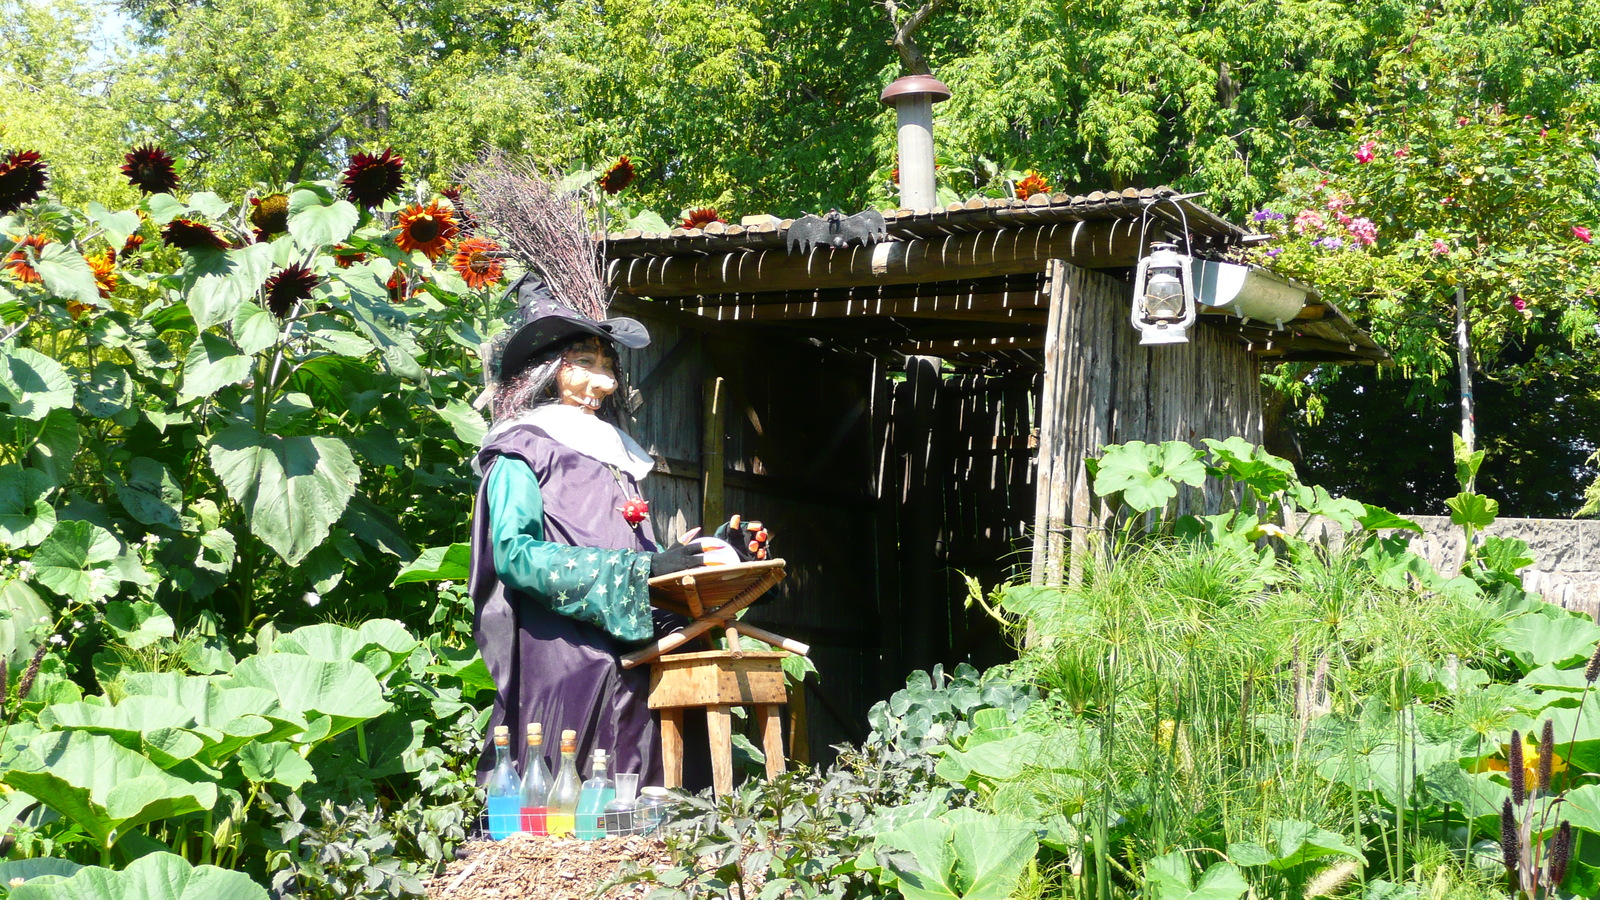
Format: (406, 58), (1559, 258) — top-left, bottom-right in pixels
(981, 536), (1509, 899)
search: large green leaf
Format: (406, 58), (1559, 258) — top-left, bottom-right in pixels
(236, 741), (315, 789)
(392, 543), (471, 585)
(1203, 437), (1295, 500)
(876, 810), (1039, 900)
(87, 203), (141, 248)
(182, 243), (273, 331)
(335, 265), (424, 381)
(1446, 492), (1498, 529)
(287, 190), (359, 249)
(228, 653), (389, 739)
(1356, 504), (1423, 533)
(437, 398), (486, 445)
(40, 696), (206, 767)
(178, 332), (251, 402)
(81, 361), (134, 419)
(27, 408), (79, 485)
(274, 619), (419, 678)
(117, 458), (183, 530)
(1092, 441), (1207, 512)
(230, 300), (279, 356)
(0, 577), (50, 668)
(8, 851), (267, 900)
(1496, 612), (1600, 671)
(1226, 819), (1361, 871)
(0, 463), (56, 546)
(2, 731), (216, 846)
(116, 672), (298, 754)
(31, 520), (121, 603)
(0, 346), (73, 420)
(0, 858), (83, 888)
(34, 243), (101, 308)
(1144, 852), (1249, 900)
(208, 425), (359, 565)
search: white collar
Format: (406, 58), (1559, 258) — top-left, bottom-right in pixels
(484, 404), (655, 480)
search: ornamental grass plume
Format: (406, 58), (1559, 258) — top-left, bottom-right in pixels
(15, 642), (46, 703)
(1538, 718), (1555, 791)
(1508, 728), (1527, 805)
(0, 150), (48, 214)
(1584, 642), (1600, 683)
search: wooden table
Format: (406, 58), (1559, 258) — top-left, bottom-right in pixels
(636, 560), (809, 793)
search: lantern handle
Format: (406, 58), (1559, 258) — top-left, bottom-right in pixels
(1136, 194), (1194, 260)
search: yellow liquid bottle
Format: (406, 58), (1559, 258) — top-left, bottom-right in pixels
(545, 729), (580, 836)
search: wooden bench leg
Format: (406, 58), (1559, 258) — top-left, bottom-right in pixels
(707, 704), (733, 795)
(660, 708), (684, 789)
(758, 704), (785, 779)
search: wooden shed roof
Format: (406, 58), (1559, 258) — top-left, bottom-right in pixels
(602, 187), (1388, 370)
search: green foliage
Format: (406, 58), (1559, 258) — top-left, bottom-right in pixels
(5, 851), (267, 900)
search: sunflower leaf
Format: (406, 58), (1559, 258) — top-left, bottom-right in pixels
(207, 425), (359, 565)
(0, 463), (56, 546)
(178, 332), (251, 402)
(183, 242), (274, 331)
(117, 458), (183, 530)
(142, 193), (188, 225)
(288, 191), (358, 250)
(33, 244), (100, 307)
(0, 346), (73, 420)
(86, 203), (141, 248)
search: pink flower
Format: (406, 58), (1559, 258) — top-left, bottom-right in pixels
(1393, 147), (1410, 157)
(1335, 212), (1353, 227)
(1354, 141), (1377, 163)
(1457, 116), (1470, 126)
(1346, 217), (1377, 247)
(1575, 225), (1592, 244)
(1292, 210), (1325, 234)
(1431, 239), (1450, 256)
(1511, 295), (1527, 311)
(1441, 197), (1455, 206)
(1325, 192), (1353, 212)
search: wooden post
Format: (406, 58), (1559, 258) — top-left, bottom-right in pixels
(706, 705), (734, 795)
(660, 709), (685, 788)
(702, 374), (726, 531)
(898, 356), (944, 672)
(1031, 261), (1073, 587)
(758, 704), (785, 779)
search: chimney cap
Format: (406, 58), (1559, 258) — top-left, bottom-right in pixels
(880, 74), (952, 105)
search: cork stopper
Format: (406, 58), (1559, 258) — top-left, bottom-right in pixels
(560, 729), (577, 752)
(527, 722), (543, 745)
(493, 725), (509, 746)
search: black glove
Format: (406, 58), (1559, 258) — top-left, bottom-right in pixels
(650, 542), (705, 577)
(714, 514), (772, 561)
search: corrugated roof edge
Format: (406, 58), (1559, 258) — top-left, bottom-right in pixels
(600, 186), (1246, 258)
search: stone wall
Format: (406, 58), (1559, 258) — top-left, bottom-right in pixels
(1407, 516), (1600, 619)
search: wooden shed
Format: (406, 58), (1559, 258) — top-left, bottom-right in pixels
(605, 188), (1385, 760)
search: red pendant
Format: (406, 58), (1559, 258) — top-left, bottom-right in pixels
(619, 498), (650, 526)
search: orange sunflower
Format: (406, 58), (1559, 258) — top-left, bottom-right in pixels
(679, 208), (725, 229)
(88, 248), (117, 298)
(394, 200), (459, 261)
(1015, 171), (1052, 200)
(3, 234), (49, 284)
(450, 236), (504, 290)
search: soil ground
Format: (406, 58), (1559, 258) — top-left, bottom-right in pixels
(425, 834), (670, 900)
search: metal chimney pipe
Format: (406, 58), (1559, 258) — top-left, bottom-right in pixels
(880, 74), (952, 210)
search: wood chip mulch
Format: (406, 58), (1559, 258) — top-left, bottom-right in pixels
(425, 834), (670, 900)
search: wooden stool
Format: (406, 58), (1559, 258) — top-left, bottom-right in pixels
(648, 650), (789, 795)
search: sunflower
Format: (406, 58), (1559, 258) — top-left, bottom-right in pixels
(679, 208), (725, 230)
(0, 150), (49, 214)
(387, 268), (417, 303)
(440, 186), (479, 235)
(2, 234), (48, 284)
(120, 234), (145, 259)
(599, 156), (636, 195)
(162, 218), (230, 252)
(330, 245), (367, 268)
(450, 236), (504, 289)
(394, 200), (459, 260)
(1015, 171), (1052, 200)
(263, 263), (319, 318)
(88, 248), (117, 299)
(249, 193), (290, 240)
(121, 145), (179, 195)
(342, 148), (405, 209)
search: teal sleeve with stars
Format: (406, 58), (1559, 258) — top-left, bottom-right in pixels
(486, 460), (656, 643)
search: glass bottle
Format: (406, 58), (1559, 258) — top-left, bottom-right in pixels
(637, 786), (674, 833)
(545, 729), (581, 837)
(575, 749), (616, 839)
(519, 723), (552, 836)
(604, 773), (640, 836)
(485, 725), (521, 840)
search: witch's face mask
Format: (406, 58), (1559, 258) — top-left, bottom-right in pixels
(556, 340), (617, 414)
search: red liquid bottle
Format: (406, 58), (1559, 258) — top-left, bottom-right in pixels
(520, 723), (551, 835)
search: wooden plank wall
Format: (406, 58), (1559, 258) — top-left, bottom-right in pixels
(617, 304), (884, 761)
(885, 360), (1040, 682)
(1032, 260), (1265, 582)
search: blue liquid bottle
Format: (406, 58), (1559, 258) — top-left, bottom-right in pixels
(574, 749), (615, 839)
(486, 725), (521, 839)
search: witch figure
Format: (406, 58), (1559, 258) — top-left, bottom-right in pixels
(466, 267), (720, 783)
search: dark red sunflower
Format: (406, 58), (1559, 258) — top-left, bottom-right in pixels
(341, 148), (405, 209)
(394, 200), (458, 260)
(264, 263), (319, 318)
(679, 208), (725, 230)
(440, 186), (479, 235)
(88, 248), (117, 299)
(3, 234), (48, 284)
(1015, 171), (1052, 200)
(249, 193), (290, 240)
(386, 268), (425, 303)
(162, 218), (230, 252)
(120, 234), (145, 259)
(0, 150), (49, 214)
(450, 236), (504, 290)
(121, 145), (179, 195)
(598, 156), (636, 194)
